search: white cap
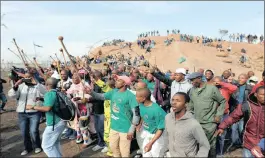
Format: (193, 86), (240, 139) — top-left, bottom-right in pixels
(249, 76), (258, 82)
(176, 68), (186, 75)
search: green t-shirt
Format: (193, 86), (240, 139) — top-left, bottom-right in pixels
(142, 79), (155, 93)
(104, 89), (138, 133)
(43, 91), (61, 126)
(139, 103), (166, 134)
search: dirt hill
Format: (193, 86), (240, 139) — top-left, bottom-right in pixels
(89, 34), (264, 79)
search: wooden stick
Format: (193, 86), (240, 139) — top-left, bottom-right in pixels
(54, 53), (61, 63)
(12, 38), (27, 66)
(57, 61), (63, 89)
(21, 49), (35, 66)
(33, 57), (40, 67)
(60, 48), (67, 66)
(8, 48), (22, 60)
(58, 36), (78, 71)
(50, 56), (56, 62)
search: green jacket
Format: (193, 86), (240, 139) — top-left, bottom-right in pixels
(188, 83), (226, 124)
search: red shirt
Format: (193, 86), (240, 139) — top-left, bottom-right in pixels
(251, 81), (264, 94)
(219, 82), (238, 114)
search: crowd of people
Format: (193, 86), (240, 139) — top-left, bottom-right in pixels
(102, 39), (125, 47)
(0, 47), (264, 158)
(138, 29), (180, 38)
(229, 33), (264, 44)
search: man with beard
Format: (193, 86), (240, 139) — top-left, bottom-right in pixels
(135, 88), (167, 157)
(165, 92), (210, 157)
(215, 86), (264, 157)
(58, 70), (75, 140)
(187, 72), (226, 158)
(85, 75), (140, 157)
(212, 76), (238, 156)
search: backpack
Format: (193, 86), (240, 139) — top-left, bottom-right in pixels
(52, 90), (76, 130)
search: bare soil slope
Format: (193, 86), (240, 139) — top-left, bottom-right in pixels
(90, 34), (264, 78)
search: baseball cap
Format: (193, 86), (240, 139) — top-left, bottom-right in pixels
(117, 75), (132, 86)
(249, 76), (258, 82)
(78, 69), (87, 74)
(176, 68), (186, 75)
(187, 72), (203, 80)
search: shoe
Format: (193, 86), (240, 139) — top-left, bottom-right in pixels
(61, 134), (69, 140)
(69, 134), (76, 140)
(76, 136), (83, 144)
(136, 149), (142, 154)
(34, 148), (42, 154)
(92, 145), (104, 151)
(21, 150), (29, 156)
(62, 128), (68, 134)
(101, 146), (108, 153)
(84, 138), (93, 146)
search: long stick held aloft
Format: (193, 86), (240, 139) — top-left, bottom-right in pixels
(12, 38), (27, 66)
(60, 48), (67, 66)
(58, 36), (78, 71)
(8, 48), (22, 60)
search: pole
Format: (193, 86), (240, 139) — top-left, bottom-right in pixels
(33, 42), (37, 57)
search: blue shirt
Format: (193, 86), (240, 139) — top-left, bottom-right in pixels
(237, 85), (246, 104)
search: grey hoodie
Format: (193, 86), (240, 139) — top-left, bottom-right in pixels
(165, 111), (210, 157)
(8, 83), (47, 113)
(170, 80), (192, 101)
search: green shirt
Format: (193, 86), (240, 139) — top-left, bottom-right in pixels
(43, 91), (61, 126)
(104, 89), (138, 133)
(187, 83), (226, 124)
(140, 103), (166, 134)
(142, 79), (155, 93)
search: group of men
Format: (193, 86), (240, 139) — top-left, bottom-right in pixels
(2, 52), (264, 158)
(229, 33), (264, 44)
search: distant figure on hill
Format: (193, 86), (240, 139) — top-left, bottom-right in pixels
(227, 45), (232, 52)
(167, 30), (169, 36)
(239, 48), (247, 64)
(260, 35), (264, 44)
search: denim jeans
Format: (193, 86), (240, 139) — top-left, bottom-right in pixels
(243, 148), (254, 158)
(94, 114), (105, 147)
(217, 113), (229, 156)
(18, 112), (41, 151)
(231, 119), (244, 145)
(0, 93), (7, 109)
(42, 120), (66, 157)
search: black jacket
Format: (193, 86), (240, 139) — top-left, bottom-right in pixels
(89, 83), (104, 115)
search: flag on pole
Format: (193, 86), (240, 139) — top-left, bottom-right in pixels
(33, 43), (43, 48)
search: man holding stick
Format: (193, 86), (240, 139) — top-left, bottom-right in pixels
(85, 75), (140, 157)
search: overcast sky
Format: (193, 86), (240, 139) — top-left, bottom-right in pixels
(1, 1), (264, 62)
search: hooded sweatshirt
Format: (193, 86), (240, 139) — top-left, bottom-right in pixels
(165, 111), (210, 157)
(170, 80), (192, 101)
